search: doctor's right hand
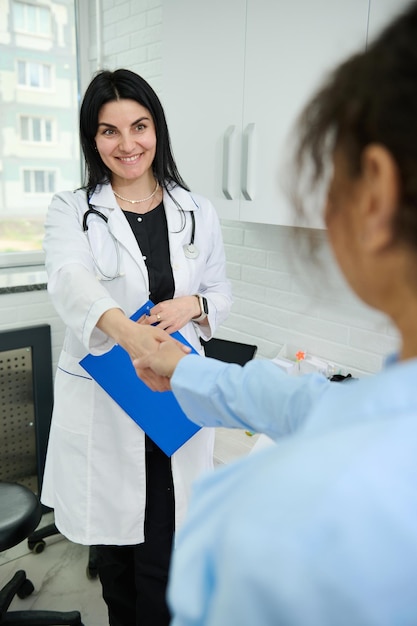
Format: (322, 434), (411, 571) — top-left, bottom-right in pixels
(97, 308), (190, 390)
(97, 307), (190, 358)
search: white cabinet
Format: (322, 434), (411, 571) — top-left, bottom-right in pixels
(162, 0), (246, 221)
(162, 1), (369, 226)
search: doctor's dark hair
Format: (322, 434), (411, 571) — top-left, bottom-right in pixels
(291, 0), (417, 248)
(79, 68), (189, 194)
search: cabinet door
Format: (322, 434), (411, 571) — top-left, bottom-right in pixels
(162, 0), (246, 220)
(241, 0), (370, 227)
(367, 0), (411, 42)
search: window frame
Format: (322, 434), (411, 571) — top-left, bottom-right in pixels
(0, 0), (87, 270)
(22, 168), (56, 195)
(20, 115), (55, 144)
(16, 59), (53, 91)
(13, 1), (52, 38)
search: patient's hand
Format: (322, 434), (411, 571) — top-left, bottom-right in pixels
(133, 341), (188, 391)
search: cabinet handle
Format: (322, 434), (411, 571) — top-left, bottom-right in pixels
(222, 125), (236, 199)
(241, 123), (256, 201)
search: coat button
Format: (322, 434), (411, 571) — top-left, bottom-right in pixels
(137, 216), (143, 222)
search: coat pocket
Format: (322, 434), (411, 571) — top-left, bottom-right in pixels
(53, 350), (94, 434)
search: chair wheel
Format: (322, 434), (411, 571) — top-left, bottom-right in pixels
(17, 578), (35, 599)
(29, 539), (46, 554)
(86, 564), (98, 580)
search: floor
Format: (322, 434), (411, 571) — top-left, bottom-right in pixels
(0, 428), (265, 625)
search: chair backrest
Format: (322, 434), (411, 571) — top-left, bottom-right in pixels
(200, 338), (257, 366)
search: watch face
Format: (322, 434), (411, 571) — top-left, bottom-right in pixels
(201, 296), (209, 315)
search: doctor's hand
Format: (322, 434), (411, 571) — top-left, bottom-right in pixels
(133, 341), (188, 392)
(97, 308), (190, 391)
(138, 296), (202, 333)
(97, 307), (189, 358)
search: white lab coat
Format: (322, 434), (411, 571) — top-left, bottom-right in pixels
(41, 182), (232, 545)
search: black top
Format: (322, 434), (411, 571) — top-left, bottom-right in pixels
(123, 201), (175, 455)
(123, 201), (175, 303)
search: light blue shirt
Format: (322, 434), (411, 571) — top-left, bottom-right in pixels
(168, 356), (417, 626)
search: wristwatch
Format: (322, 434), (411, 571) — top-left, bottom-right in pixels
(193, 294), (209, 322)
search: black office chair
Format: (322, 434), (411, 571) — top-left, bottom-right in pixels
(201, 337), (257, 365)
(0, 481), (84, 625)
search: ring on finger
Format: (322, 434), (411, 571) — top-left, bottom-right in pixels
(156, 313), (161, 321)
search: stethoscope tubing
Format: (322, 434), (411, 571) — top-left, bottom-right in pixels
(82, 201), (199, 280)
(82, 206), (109, 231)
(83, 204), (123, 280)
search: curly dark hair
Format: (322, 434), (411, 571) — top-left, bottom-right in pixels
(292, 1), (417, 246)
(79, 69), (189, 195)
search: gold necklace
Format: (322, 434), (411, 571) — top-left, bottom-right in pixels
(113, 181), (159, 204)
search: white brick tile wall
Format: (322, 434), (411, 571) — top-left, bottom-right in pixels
(220, 221), (400, 375)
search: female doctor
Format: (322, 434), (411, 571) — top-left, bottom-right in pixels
(41, 68), (232, 626)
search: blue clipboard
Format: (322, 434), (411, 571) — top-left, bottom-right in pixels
(79, 300), (201, 456)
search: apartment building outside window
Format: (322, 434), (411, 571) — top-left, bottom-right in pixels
(20, 116), (53, 143)
(0, 0), (80, 263)
(17, 60), (52, 88)
(13, 1), (52, 36)
(23, 169), (56, 194)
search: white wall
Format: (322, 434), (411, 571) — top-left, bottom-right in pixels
(219, 221), (399, 377)
(0, 0), (400, 379)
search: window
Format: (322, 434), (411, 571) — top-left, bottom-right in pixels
(20, 116), (53, 143)
(23, 170), (56, 194)
(13, 2), (52, 37)
(17, 60), (52, 89)
(0, 0), (81, 264)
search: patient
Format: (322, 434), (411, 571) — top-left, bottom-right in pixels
(135, 2), (417, 624)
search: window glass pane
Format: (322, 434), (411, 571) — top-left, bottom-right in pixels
(32, 118), (41, 141)
(39, 7), (51, 36)
(13, 2), (24, 29)
(34, 171), (44, 192)
(27, 5), (36, 29)
(29, 63), (40, 87)
(45, 120), (52, 142)
(1, 1), (80, 260)
(47, 172), (55, 192)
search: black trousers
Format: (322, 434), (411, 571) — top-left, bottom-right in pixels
(95, 439), (175, 626)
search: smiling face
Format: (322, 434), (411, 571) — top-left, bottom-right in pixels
(94, 98), (157, 187)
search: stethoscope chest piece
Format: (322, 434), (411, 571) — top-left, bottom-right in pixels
(183, 210), (199, 258)
(183, 243), (199, 259)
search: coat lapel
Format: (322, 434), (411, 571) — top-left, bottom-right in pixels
(88, 183), (199, 286)
(89, 183), (148, 276)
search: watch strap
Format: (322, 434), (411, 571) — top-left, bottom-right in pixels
(193, 294), (208, 322)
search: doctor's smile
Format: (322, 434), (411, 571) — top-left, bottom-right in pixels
(117, 155), (142, 163)
(95, 100), (157, 189)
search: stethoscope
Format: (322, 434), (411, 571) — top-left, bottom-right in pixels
(183, 210), (199, 259)
(83, 206), (123, 280)
(83, 203), (199, 280)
